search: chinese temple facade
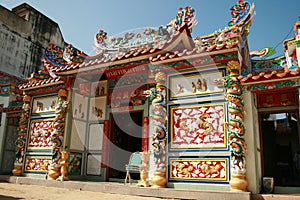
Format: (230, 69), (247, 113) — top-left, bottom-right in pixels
(3, 0), (300, 195)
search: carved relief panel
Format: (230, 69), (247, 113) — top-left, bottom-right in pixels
(27, 119), (54, 149)
(169, 158), (228, 182)
(169, 102), (227, 150)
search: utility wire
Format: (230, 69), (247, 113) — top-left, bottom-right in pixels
(258, 26), (295, 60)
(273, 26), (294, 51)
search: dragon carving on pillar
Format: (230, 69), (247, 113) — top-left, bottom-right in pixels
(48, 89), (69, 180)
(12, 95), (31, 176)
(144, 72), (167, 188)
(225, 60), (248, 191)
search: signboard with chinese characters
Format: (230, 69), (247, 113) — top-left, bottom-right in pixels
(257, 90), (298, 108)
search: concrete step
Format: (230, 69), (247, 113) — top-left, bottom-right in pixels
(2, 175), (300, 200)
(6, 175), (298, 200)
(251, 194), (300, 200)
(0, 175), (250, 200)
(252, 194), (300, 200)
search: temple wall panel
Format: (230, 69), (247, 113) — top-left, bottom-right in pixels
(22, 93), (59, 177)
(166, 67), (230, 190)
(27, 118), (54, 149)
(68, 80), (108, 178)
(169, 157), (229, 182)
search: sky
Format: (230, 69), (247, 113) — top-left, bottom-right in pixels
(1, 0), (300, 58)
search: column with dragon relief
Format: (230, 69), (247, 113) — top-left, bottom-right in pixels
(144, 72), (167, 188)
(12, 95), (31, 176)
(225, 60), (248, 191)
(48, 89), (69, 180)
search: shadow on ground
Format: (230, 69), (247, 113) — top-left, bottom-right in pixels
(0, 195), (22, 200)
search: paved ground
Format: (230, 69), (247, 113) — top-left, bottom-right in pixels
(3, 178), (300, 200)
(0, 182), (163, 200)
(0, 176), (253, 200)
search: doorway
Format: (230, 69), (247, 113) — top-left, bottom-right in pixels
(108, 111), (143, 180)
(1, 116), (19, 174)
(260, 111), (300, 187)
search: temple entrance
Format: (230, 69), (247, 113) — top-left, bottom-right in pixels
(260, 111), (300, 189)
(108, 111), (143, 180)
(0, 116), (19, 174)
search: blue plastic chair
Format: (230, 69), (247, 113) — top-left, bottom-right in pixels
(125, 152), (141, 184)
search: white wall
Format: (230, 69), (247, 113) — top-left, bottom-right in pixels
(0, 96), (11, 162)
(244, 91), (261, 194)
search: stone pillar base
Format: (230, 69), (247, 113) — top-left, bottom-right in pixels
(151, 171), (167, 188)
(230, 173), (248, 192)
(48, 167), (60, 180)
(12, 164), (22, 176)
(56, 175), (69, 181)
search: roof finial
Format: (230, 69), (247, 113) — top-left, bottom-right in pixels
(228, 0), (251, 27)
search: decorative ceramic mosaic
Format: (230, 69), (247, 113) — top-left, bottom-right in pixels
(24, 156), (51, 173)
(28, 119), (54, 149)
(228, 0), (251, 27)
(169, 159), (228, 181)
(68, 153), (82, 175)
(170, 103), (226, 149)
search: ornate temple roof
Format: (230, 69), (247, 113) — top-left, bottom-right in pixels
(18, 1), (256, 91)
(0, 70), (26, 95)
(241, 16), (300, 88)
(19, 76), (64, 90)
(149, 42), (239, 63)
(3, 99), (23, 113)
(0, 71), (25, 113)
(51, 29), (191, 74)
(240, 66), (300, 84)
